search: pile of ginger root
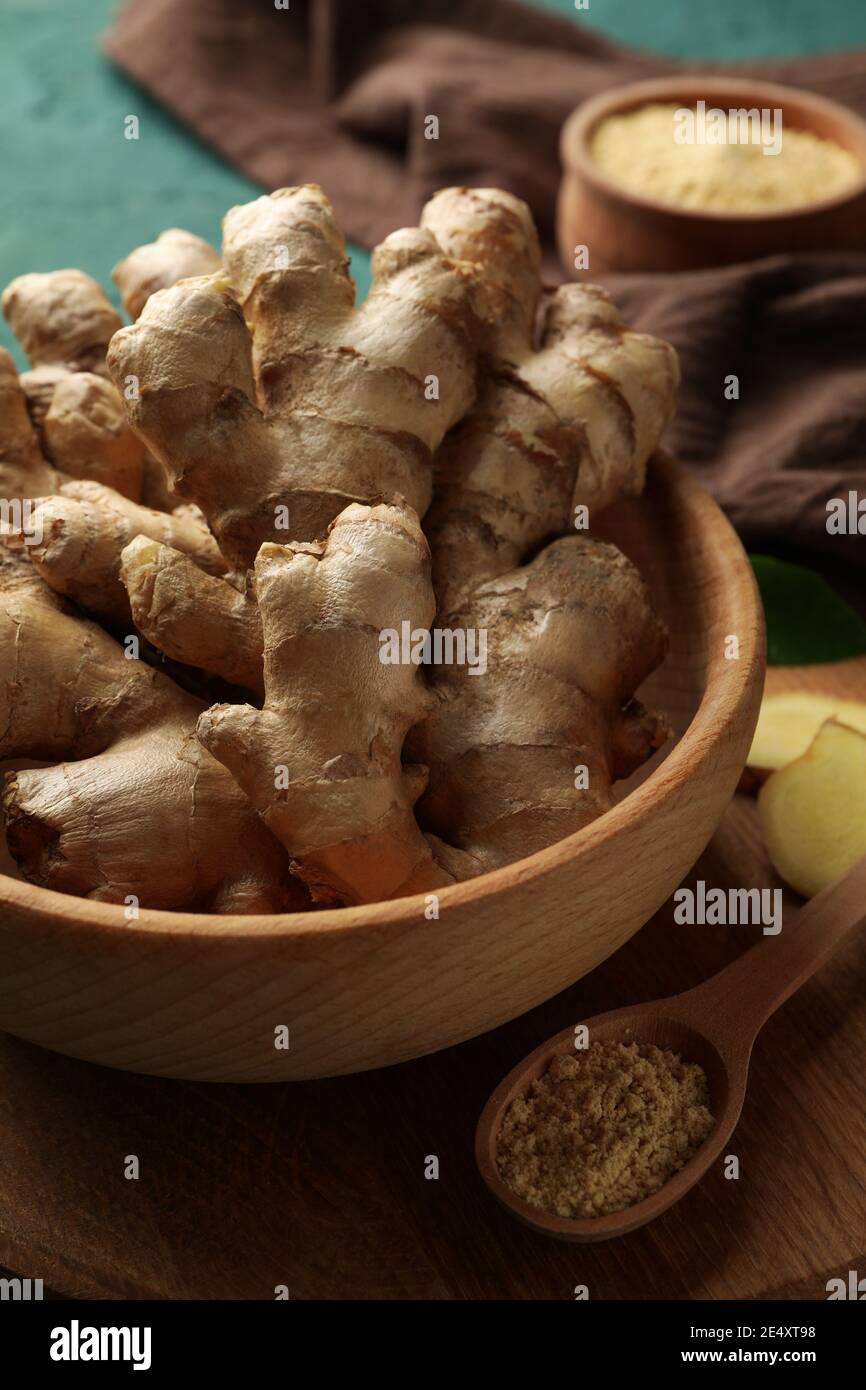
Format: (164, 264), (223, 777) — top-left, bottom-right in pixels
(0, 185), (681, 913)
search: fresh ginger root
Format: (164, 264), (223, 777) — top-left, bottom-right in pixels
(0, 347), (58, 499)
(0, 353), (224, 623)
(121, 536), (264, 694)
(40, 371), (144, 500)
(113, 226), (221, 509)
(21, 480), (226, 622)
(113, 227), (221, 320)
(0, 329), (290, 909)
(758, 719), (866, 898)
(197, 500), (457, 905)
(107, 185), (480, 568)
(0, 186), (676, 915)
(105, 189), (672, 903)
(22, 364), (143, 501)
(0, 547), (295, 911)
(407, 535), (670, 871)
(2, 268), (123, 379)
(420, 188), (680, 611)
(395, 190), (674, 867)
(134, 524), (670, 899)
(3, 232), (221, 508)
(1, 268), (145, 500)
(748, 691), (866, 777)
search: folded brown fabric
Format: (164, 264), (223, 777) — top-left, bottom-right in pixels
(104, 0), (646, 248)
(606, 255), (866, 572)
(103, 0), (866, 571)
(103, 0), (866, 249)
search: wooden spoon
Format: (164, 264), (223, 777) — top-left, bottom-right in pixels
(476, 853), (866, 1242)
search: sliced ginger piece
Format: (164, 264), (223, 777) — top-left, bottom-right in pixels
(748, 691), (866, 776)
(758, 718), (866, 897)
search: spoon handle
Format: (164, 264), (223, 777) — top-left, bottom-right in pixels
(677, 853), (866, 1042)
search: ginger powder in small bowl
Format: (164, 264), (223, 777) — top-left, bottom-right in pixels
(589, 102), (861, 215)
(558, 75), (866, 274)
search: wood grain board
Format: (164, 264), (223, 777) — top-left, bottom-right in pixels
(0, 658), (863, 1300)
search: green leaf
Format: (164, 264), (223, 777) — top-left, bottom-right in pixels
(750, 555), (866, 665)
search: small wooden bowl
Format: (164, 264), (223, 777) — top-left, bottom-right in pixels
(558, 75), (866, 275)
(0, 455), (765, 1082)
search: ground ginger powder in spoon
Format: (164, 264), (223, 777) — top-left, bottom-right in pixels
(496, 1042), (714, 1218)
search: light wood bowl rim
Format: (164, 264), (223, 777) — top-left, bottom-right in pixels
(0, 453), (762, 945)
(561, 73), (866, 224)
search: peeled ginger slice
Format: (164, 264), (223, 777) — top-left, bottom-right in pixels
(748, 691), (866, 774)
(758, 719), (866, 897)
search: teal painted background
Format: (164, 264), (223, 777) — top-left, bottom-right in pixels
(2, 0), (866, 364)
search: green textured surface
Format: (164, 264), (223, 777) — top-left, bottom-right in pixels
(530, 0), (866, 60)
(751, 556), (866, 665)
(2, 0), (866, 367)
(0, 0), (260, 364)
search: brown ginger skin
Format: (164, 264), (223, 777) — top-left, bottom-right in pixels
(0, 348), (221, 623)
(399, 190), (675, 867)
(0, 347), (58, 499)
(0, 350), (290, 910)
(21, 480), (226, 622)
(0, 548), (296, 912)
(2, 268), (122, 377)
(107, 190), (673, 895)
(110, 224), (221, 509)
(1, 268), (146, 500)
(0, 187), (675, 914)
(3, 234), (222, 509)
(421, 186), (541, 362)
(121, 526), (670, 890)
(107, 185), (480, 569)
(408, 535), (670, 873)
(198, 500), (456, 906)
(112, 227), (222, 320)
(40, 370), (144, 499)
(421, 187), (680, 612)
(121, 535), (264, 694)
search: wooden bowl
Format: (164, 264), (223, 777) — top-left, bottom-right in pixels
(558, 75), (866, 275)
(0, 455), (765, 1082)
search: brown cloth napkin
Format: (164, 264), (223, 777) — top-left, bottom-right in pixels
(104, 0), (866, 571)
(606, 254), (866, 572)
(103, 0), (866, 249)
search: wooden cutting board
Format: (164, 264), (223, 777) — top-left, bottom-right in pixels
(0, 658), (863, 1301)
